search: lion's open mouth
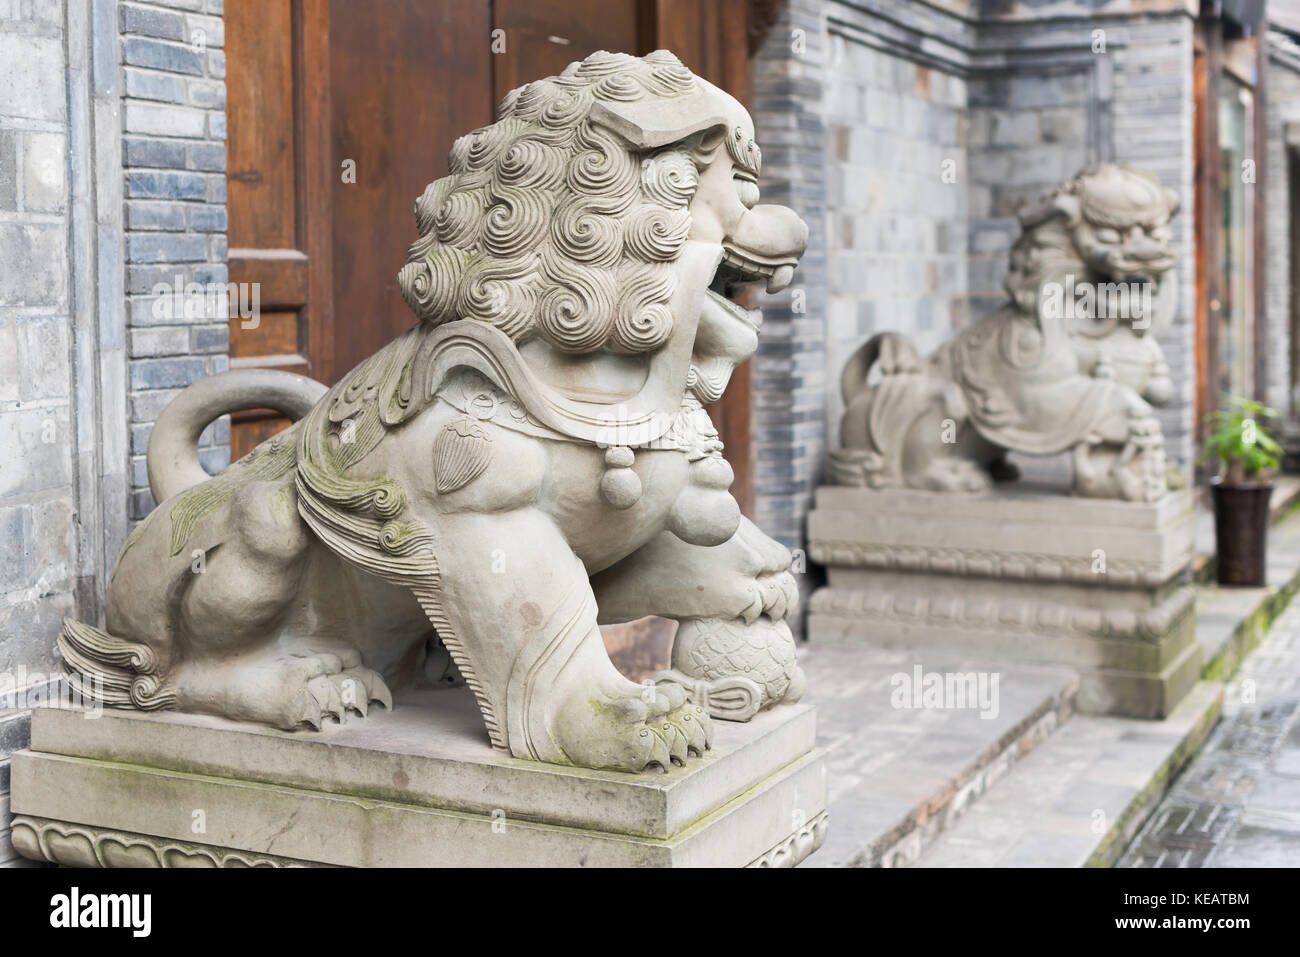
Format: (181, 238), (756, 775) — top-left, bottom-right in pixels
(707, 244), (797, 329)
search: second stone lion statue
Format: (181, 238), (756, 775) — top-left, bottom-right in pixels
(58, 51), (809, 774)
(832, 163), (1180, 502)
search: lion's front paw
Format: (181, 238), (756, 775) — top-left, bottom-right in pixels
(552, 681), (713, 773)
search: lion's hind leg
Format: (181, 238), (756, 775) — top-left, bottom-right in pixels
(159, 476), (392, 728)
(168, 645), (392, 730)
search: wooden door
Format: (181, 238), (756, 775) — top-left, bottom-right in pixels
(327, 1), (494, 380)
(224, 0), (332, 460)
(490, 0), (642, 95)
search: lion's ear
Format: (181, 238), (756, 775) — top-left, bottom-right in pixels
(695, 125), (727, 155)
(1163, 187), (1180, 218)
(1019, 192), (1080, 230)
(588, 94), (730, 151)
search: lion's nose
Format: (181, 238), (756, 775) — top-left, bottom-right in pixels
(1126, 236), (1168, 261)
(731, 204), (809, 264)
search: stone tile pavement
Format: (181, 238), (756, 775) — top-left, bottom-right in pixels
(1118, 603), (1300, 867)
(798, 644), (1078, 867)
(913, 681), (1221, 867)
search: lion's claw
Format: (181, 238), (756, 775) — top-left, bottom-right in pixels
(644, 726), (673, 773)
(677, 705), (712, 756)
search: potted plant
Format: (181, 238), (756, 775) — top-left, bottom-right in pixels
(1201, 395), (1281, 586)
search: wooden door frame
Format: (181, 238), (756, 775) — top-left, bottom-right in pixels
(226, 0), (333, 382)
(224, 0), (334, 456)
(1193, 21), (1223, 451)
(298, 0), (335, 385)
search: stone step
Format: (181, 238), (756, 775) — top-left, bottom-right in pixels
(913, 680), (1222, 867)
(797, 644), (1078, 867)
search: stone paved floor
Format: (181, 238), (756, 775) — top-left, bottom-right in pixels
(798, 644), (1078, 867)
(1118, 603), (1300, 867)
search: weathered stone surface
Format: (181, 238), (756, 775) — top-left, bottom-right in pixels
(917, 680), (1222, 867)
(797, 643), (1078, 868)
(1120, 600), (1300, 867)
(13, 691), (828, 867)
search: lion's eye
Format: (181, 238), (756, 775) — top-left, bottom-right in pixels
(1150, 225), (1171, 241)
(1094, 227), (1121, 243)
(735, 176), (759, 209)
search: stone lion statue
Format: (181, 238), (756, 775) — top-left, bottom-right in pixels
(831, 163), (1180, 502)
(58, 51), (809, 773)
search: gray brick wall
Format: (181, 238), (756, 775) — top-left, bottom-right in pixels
(0, 0), (128, 867)
(0, 0), (76, 866)
(1266, 30), (1300, 418)
(823, 33), (969, 446)
(751, 0), (831, 564)
(121, 0), (228, 519)
(1, 0), (228, 868)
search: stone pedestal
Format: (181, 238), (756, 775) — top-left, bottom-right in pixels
(9, 689), (827, 868)
(807, 486), (1199, 719)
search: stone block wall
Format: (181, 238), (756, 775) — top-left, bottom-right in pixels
(1, 0), (228, 867)
(822, 30), (969, 442)
(120, 0), (228, 518)
(0, 0), (127, 866)
(750, 0), (831, 553)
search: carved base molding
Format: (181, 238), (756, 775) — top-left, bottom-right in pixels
(810, 580), (1196, 644)
(9, 689), (828, 868)
(16, 809), (831, 870)
(10, 816), (315, 868)
(748, 811), (829, 867)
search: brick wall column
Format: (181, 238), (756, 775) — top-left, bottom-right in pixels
(121, 0), (228, 518)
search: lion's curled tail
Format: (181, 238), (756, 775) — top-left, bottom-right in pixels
(146, 368), (327, 503)
(839, 332), (923, 405)
(830, 331), (929, 487)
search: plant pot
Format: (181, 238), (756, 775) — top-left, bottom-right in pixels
(1211, 480), (1273, 586)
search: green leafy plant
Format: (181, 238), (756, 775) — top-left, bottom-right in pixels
(1200, 395), (1281, 484)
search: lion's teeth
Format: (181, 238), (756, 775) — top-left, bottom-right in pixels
(766, 264), (795, 293)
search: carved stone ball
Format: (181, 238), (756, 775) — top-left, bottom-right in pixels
(600, 467), (643, 509)
(673, 616), (801, 707)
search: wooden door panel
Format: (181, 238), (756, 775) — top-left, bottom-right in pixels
(490, 0), (643, 97)
(224, 0), (330, 460)
(327, 0), (494, 382)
